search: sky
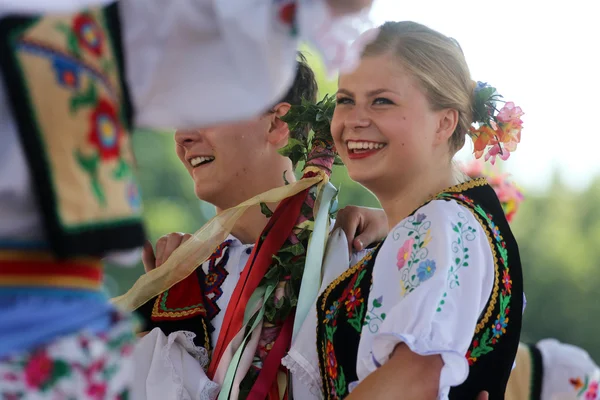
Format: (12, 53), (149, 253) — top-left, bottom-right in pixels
(367, 0), (600, 192)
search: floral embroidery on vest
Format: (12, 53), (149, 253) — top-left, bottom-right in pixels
(438, 193), (512, 365)
(318, 249), (377, 399)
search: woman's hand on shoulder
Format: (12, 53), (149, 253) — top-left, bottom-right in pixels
(333, 206), (388, 252)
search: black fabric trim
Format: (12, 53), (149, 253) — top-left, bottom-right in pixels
(528, 343), (544, 400)
(104, 2), (134, 131)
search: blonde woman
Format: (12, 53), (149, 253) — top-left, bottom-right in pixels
(286, 21), (524, 400)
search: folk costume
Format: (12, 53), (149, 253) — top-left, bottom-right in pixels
(121, 96), (355, 399)
(285, 82), (526, 399)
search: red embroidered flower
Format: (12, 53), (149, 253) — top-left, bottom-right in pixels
(570, 377), (584, 390)
(466, 339), (479, 365)
(279, 2), (296, 25)
(344, 288), (363, 317)
(24, 350), (53, 389)
(502, 270), (512, 293)
(87, 381), (108, 399)
(325, 341), (339, 380)
(88, 98), (122, 161)
(73, 14), (104, 57)
(586, 380), (598, 400)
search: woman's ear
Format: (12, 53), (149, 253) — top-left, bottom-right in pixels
(434, 108), (459, 145)
(267, 102), (292, 145)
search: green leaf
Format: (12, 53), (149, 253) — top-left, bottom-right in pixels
(48, 360), (71, 388)
(281, 242), (305, 256)
(112, 158), (130, 180)
(381, 313), (386, 320)
(70, 81), (98, 114)
(67, 32), (81, 59)
(74, 149), (99, 174)
(260, 202), (273, 218)
(278, 138), (304, 157)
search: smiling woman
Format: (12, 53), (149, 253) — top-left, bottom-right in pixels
(287, 21), (524, 400)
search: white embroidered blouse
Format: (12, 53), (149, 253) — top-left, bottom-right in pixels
(286, 199), (496, 400)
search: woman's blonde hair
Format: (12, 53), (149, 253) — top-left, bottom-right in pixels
(362, 21), (473, 152)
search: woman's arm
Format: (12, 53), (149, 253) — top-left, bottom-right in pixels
(347, 343), (442, 400)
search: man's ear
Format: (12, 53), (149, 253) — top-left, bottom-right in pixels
(434, 108), (459, 146)
(268, 102), (292, 146)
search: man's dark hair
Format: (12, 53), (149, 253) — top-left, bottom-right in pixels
(278, 52), (318, 141)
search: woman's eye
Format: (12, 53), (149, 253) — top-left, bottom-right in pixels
(336, 97), (353, 105)
(373, 97), (394, 105)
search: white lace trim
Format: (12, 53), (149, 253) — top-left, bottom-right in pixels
(160, 331), (215, 400)
(282, 350), (322, 395)
(172, 330), (211, 368)
(201, 381), (221, 400)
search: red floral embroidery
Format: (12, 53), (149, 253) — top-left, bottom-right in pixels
(23, 350), (53, 389)
(279, 2), (296, 25)
(86, 382), (108, 399)
(344, 288), (363, 318)
(73, 14), (104, 57)
(325, 341), (339, 380)
(88, 98), (122, 161)
(502, 270), (512, 294)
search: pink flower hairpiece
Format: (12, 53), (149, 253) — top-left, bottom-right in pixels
(469, 82), (524, 165)
(461, 159), (524, 222)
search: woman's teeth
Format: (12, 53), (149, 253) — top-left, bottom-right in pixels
(347, 141), (385, 151)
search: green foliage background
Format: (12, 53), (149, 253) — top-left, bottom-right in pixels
(105, 47), (600, 362)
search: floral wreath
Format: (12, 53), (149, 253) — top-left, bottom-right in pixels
(461, 159), (524, 223)
(469, 82), (524, 165)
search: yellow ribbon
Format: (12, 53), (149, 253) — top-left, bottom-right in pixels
(111, 174), (325, 312)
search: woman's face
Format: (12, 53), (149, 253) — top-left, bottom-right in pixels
(332, 53), (450, 193)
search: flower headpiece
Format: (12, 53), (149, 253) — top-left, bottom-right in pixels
(469, 82), (524, 165)
(461, 159), (524, 222)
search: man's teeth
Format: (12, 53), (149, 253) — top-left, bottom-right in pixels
(347, 141), (385, 150)
(190, 156), (215, 167)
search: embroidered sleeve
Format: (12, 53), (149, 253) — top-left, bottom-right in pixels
(357, 200), (495, 397)
(118, 0), (371, 129)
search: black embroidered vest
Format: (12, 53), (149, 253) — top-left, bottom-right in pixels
(316, 179), (524, 400)
(0, 4), (145, 258)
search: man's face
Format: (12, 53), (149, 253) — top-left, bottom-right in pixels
(174, 114), (279, 209)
